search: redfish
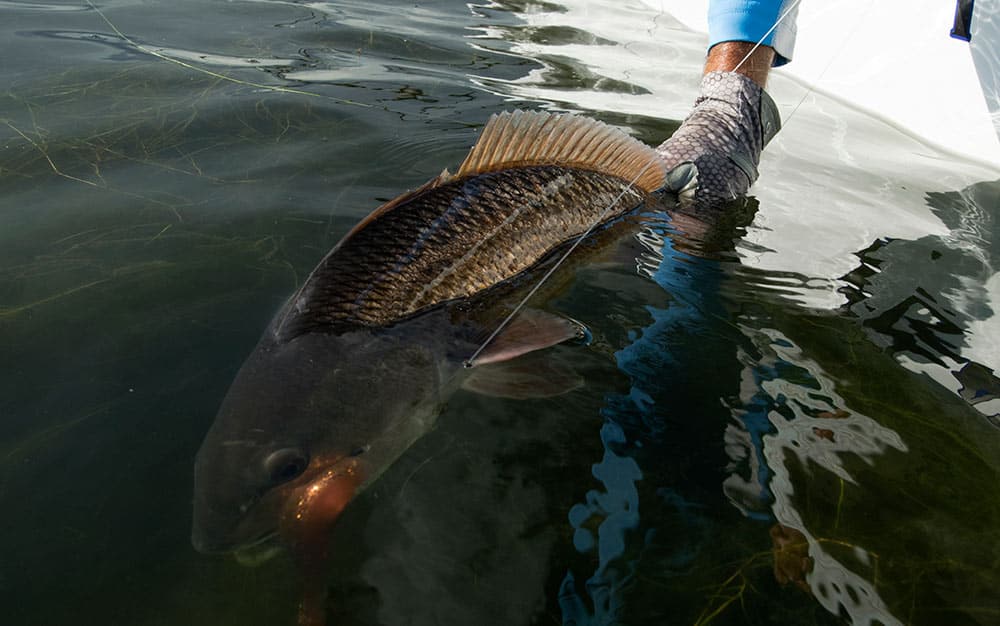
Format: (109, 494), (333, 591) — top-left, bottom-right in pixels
(192, 110), (669, 624)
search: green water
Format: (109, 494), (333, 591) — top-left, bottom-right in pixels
(1, 1), (998, 625)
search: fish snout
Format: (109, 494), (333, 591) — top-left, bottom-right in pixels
(190, 496), (244, 554)
(191, 525), (236, 555)
(190, 484), (264, 555)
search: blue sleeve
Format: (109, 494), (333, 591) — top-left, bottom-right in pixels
(708, 0), (797, 66)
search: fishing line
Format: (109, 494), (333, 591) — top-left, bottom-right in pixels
(736, 0), (874, 132)
(778, 1), (875, 128)
(732, 0), (803, 74)
(464, 158), (657, 367)
(466, 0), (843, 367)
(85, 0), (372, 109)
(87, 0), (841, 368)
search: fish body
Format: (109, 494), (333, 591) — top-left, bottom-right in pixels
(191, 111), (670, 606)
(284, 165), (646, 333)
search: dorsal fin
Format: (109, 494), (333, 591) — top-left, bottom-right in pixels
(456, 110), (667, 193)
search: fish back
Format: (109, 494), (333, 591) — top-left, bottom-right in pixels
(276, 111), (668, 338)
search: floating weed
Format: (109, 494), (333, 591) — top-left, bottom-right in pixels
(691, 550), (772, 626)
(0, 398), (120, 468)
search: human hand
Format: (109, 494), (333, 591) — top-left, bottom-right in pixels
(656, 71), (780, 209)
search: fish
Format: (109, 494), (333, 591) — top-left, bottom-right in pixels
(191, 110), (670, 624)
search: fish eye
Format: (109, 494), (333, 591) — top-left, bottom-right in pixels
(263, 448), (309, 486)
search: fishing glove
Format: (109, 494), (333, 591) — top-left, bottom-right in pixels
(656, 71), (780, 208)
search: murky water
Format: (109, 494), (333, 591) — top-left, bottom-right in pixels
(2, 1), (998, 625)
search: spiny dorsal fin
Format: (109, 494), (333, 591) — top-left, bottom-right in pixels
(456, 110), (667, 193)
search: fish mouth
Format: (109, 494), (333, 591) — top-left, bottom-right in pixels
(191, 528), (240, 555)
(191, 524), (281, 562)
(233, 531), (284, 566)
(191, 457), (364, 559)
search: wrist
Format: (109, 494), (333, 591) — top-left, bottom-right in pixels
(705, 42), (774, 87)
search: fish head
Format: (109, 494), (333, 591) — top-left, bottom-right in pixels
(191, 327), (447, 557)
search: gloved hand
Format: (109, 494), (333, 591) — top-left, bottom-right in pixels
(656, 71), (780, 208)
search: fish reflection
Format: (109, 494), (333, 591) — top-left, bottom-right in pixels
(558, 209), (911, 625)
(559, 209), (750, 625)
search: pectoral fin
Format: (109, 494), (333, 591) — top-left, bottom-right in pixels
(461, 309), (587, 399)
(462, 354), (584, 399)
(468, 309), (587, 367)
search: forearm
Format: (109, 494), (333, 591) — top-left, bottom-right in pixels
(704, 41), (775, 87)
(655, 1), (789, 209)
(708, 0), (798, 66)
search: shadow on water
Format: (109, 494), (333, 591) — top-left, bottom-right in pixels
(2, 1), (999, 626)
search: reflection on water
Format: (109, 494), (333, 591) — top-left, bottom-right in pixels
(842, 179), (1000, 422)
(552, 204), (998, 624)
(560, 420), (642, 625)
(2, 1), (1000, 625)
(555, 207), (910, 624)
(736, 324), (905, 624)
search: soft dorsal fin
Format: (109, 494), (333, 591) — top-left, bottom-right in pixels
(456, 110), (667, 193)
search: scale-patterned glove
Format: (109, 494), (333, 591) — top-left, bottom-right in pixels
(656, 71), (780, 208)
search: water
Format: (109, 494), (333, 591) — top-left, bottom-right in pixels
(2, 1), (998, 625)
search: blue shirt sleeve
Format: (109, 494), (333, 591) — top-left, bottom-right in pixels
(708, 0), (797, 66)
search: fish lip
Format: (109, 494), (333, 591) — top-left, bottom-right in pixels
(191, 455), (362, 555)
(191, 533), (236, 555)
(232, 530), (283, 565)
(191, 527), (276, 556)
(240, 529), (279, 551)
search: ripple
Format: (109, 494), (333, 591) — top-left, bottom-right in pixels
(488, 24), (617, 47)
(145, 46), (302, 69)
(27, 30), (305, 69)
(282, 63), (460, 86)
(0, 1), (92, 11)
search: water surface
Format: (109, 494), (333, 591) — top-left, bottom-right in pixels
(2, 1), (998, 625)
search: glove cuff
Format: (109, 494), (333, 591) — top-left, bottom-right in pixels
(760, 83), (780, 147)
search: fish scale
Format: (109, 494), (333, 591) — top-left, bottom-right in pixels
(281, 165), (647, 336)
